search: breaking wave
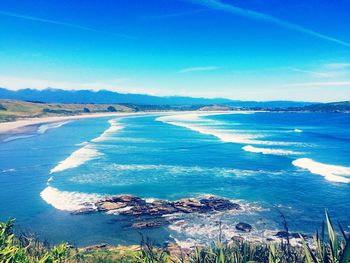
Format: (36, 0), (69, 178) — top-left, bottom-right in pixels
(91, 119), (123, 142)
(40, 186), (101, 211)
(157, 113), (295, 146)
(292, 158), (350, 183)
(242, 145), (302, 155)
(37, 121), (71, 134)
(50, 119), (123, 173)
(1, 168), (16, 173)
(50, 145), (102, 174)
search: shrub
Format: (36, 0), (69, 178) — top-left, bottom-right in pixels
(107, 106), (117, 112)
(0, 211), (349, 262)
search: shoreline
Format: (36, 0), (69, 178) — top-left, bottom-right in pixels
(0, 110), (246, 135)
(1, 109), (346, 135)
(0, 112), (138, 134)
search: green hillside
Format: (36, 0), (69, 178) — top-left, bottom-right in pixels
(0, 100), (133, 122)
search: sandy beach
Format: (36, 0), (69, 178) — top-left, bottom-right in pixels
(0, 110), (240, 135)
(0, 112), (148, 134)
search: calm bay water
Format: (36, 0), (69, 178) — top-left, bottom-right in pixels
(0, 112), (349, 246)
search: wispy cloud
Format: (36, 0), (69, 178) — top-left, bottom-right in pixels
(285, 81), (350, 87)
(143, 9), (206, 19)
(324, 63), (350, 69)
(289, 62), (350, 78)
(179, 66), (220, 73)
(289, 67), (342, 78)
(185, 0), (350, 47)
(0, 10), (134, 39)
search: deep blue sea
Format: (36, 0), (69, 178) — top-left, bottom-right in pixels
(0, 112), (350, 247)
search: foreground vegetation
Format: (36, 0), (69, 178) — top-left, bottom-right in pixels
(1, 212), (349, 262)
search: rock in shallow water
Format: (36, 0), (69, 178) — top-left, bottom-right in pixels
(235, 222), (252, 232)
(274, 231), (303, 239)
(130, 219), (169, 229)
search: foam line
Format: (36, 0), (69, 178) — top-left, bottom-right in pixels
(50, 145), (102, 173)
(292, 158), (350, 183)
(50, 119), (123, 173)
(157, 113), (294, 146)
(37, 121), (71, 134)
(242, 145), (302, 155)
(40, 186), (101, 211)
(91, 119), (123, 142)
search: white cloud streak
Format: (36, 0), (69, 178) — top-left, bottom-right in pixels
(285, 81), (350, 87)
(143, 9), (206, 19)
(289, 67), (343, 78)
(186, 0), (350, 47)
(324, 63), (350, 69)
(0, 10), (134, 39)
(179, 66), (220, 73)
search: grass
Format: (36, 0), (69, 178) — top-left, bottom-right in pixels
(1, 211), (349, 262)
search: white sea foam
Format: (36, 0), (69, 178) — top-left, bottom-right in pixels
(108, 164), (278, 177)
(105, 206), (132, 215)
(49, 119), (123, 173)
(68, 163), (280, 186)
(156, 112), (252, 123)
(242, 145), (302, 155)
(91, 119), (123, 142)
(40, 186), (102, 211)
(167, 201), (283, 248)
(162, 120), (293, 146)
(157, 112), (297, 146)
(50, 145), (102, 173)
(292, 158), (350, 183)
(2, 134), (35, 142)
(1, 168), (16, 173)
(294, 129), (303, 133)
(76, 141), (89, 146)
(37, 121), (71, 134)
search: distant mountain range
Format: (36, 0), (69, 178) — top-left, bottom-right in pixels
(0, 88), (313, 108)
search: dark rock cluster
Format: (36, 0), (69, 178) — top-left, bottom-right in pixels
(119, 196), (240, 217)
(73, 195), (241, 229)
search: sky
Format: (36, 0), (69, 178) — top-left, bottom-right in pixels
(0, 0), (350, 102)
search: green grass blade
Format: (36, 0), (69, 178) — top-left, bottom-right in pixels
(300, 234), (317, 263)
(340, 238), (350, 263)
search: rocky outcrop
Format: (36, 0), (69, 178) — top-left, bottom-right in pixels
(116, 195), (239, 217)
(81, 195), (241, 217)
(72, 194), (240, 229)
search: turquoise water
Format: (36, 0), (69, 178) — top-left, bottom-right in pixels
(0, 112), (350, 246)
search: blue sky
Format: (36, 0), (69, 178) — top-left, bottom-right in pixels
(0, 0), (349, 101)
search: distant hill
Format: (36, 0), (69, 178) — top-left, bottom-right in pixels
(0, 99), (133, 122)
(301, 101), (350, 112)
(0, 88), (312, 108)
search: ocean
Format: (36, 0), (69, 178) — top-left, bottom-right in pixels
(0, 111), (349, 247)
